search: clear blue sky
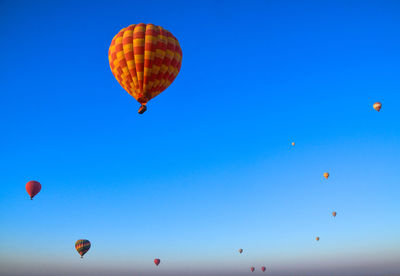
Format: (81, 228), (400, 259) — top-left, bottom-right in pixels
(1, 0), (400, 275)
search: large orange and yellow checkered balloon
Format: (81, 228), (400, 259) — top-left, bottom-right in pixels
(108, 23), (182, 114)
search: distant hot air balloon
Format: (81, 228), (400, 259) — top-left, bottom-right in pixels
(154, 258), (161, 266)
(332, 211), (337, 218)
(75, 239), (91, 258)
(25, 180), (41, 200)
(292, 142), (295, 146)
(373, 102), (382, 112)
(238, 249), (243, 254)
(250, 267), (255, 272)
(316, 237), (320, 241)
(261, 266), (266, 272)
(109, 23), (183, 114)
(323, 172), (329, 179)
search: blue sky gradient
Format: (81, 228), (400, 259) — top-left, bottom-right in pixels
(1, 0), (400, 275)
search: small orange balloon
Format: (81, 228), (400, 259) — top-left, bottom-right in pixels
(316, 237), (320, 241)
(332, 211), (337, 217)
(291, 142), (295, 146)
(373, 102), (382, 112)
(323, 172), (329, 179)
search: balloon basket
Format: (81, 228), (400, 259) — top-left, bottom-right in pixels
(138, 105), (147, 114)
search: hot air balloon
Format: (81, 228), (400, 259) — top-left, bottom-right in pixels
(292, 142), (295, 146)
(323, 172), (329, 179)
(332, 211), (337, 218)
(250, 267), (255, 272)
(261, 266), (266, 272)
(373, 102), (382, 112)
(109, 23), (183, 114)
(25, 180), (41, 200)
(316, 237), (320, 241)
(75, 239), (91, 258)
(154, 258), (161, 266)
(238, 249), (243, 254)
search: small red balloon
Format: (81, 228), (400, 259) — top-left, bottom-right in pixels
(261, 266), (266, 272)
(250, 267), (255, 272)
(26, 180), (41, 200)
(154, 258), (160, 266)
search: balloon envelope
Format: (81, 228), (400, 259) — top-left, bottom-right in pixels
(238, 249), (243, 254)
(26, 180), (41, 200)
(332, 211), (337, 217)
(250, 267), (255, 272)
(323, 172), (329, 179)
(373, 102), (382, 112)
(261, 266), (266, 272)
(316, 237), (320, 241)
(154, 259), (161, 266)
(108, 23), (182, 114)
(292, 142), (295, 146)
(75, 239), (91, 258)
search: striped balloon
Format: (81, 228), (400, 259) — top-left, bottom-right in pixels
(75, 239), (91, 258)
(108, 23), (183, 114)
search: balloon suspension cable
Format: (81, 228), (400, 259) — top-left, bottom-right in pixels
(138, 104), (147, 114)
(30, 197), (33, 200)
(81, 256), (83, 259)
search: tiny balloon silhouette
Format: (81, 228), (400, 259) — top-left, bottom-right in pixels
(332, 211), (337, 217)
(154, 258), (161, 266)
(316, 236), (320, 241)
(261, 266), (266, 272)
(250, 267), (255, 272)
(238, 248), (243, 254)
(323, 172), (329, 179)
